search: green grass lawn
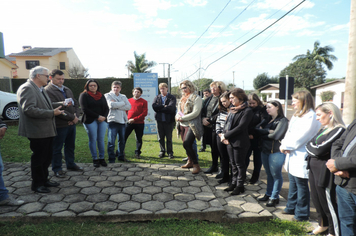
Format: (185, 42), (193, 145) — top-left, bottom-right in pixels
(0, 218), (310, 236)
(0, 123), (211, 167)
(0, 123), (310, 235)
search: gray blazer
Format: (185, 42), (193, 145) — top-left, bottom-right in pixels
(17, 79), (57, 138)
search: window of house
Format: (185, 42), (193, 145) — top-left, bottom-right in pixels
(60, 62), (65, 70)
(276, 93), (279, 99)
(25, 60), (40, 69)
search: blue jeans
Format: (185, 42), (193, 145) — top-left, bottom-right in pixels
(0, 149), (9, 202)
(285, 173), (310, 221)
(107, 122), (126, 162)
(52, 125), (76, 172)
(336, 185), (356, 235)
(261, 152), (285, 200)
(83, 121), (107, 160)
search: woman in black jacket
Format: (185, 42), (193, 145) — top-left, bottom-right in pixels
(221, 88), (253, 195)
(256, 100), (288, 207)
(246, 93), (268, 184)
(79, 79), (109, 167)
(306, 102), (345, 236)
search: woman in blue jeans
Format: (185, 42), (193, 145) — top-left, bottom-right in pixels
(280, 91), (320, 221)
(79, 79), (109, 167)
(255, 100), (288, 207)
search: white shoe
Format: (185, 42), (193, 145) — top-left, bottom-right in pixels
(0, 197), (25, 206)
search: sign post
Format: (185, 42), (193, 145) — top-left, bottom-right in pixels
(133, 73), (158, 134)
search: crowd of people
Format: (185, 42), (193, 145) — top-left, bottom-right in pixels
(0, 66), (355, 235)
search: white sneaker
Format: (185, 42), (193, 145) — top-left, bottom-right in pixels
(0, 197), (25, 206)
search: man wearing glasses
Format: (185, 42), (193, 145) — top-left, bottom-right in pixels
(17, 66), (64, 193)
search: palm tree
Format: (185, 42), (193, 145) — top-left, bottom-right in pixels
(126, 51), (157, 76)
(293, 40), (338, 70)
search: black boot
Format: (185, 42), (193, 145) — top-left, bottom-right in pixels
(218, 177), (229, 184)
(258, 194), (270, 202)
(99, 159), (107, 167)
(266, 199), (279, 207)
(204, 165), (218, 174)
(215, 170), (224, 179)
(224, 184), (236, 192)
(93, 160), (100, 168)
(249, 172), (259, 184)
(231, 186), (245, 195)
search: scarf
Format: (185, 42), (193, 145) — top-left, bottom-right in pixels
(88, 91), (102, 101)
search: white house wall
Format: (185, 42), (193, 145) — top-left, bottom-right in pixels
(315, 82), (345, 108)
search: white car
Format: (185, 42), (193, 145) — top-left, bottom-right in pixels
(0, 90), (19, 120)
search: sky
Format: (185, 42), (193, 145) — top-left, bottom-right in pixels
(0, 0), (351, 90)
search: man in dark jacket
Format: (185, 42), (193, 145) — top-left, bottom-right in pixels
(152, 83), (176, 159)
(45, 69), (82, 178)
(327, 119), (356, 236)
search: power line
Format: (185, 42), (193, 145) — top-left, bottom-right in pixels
(179, 0), (296, 74)
(213, 4), (306, 79)
(179, 0), (258, 68)
(183, 0), (306, 80)
(172, 0), (232, 65)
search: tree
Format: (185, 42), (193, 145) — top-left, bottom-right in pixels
(253, 73), (270, 90)
(126, 51), (157, 76)
(293, 40), (338, 70)
(192, 78), (213, 92)
(280, 58), (326, 91)
(67, 65), (89, 79)
(227, 83), (235, 90)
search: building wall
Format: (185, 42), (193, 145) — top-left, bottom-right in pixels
(0, 61), (13, 78)
(11, 49), (84, 79)
(315, 82), (345, 108)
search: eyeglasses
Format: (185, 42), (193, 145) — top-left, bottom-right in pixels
(39, 74), (49, 78)
(180, 87), (187, 90)
(89, 85), (97, 87)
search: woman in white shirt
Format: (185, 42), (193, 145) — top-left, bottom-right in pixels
(280, 91), (321, 221)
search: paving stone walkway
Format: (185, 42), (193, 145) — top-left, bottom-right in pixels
(0, 162), (314, 226)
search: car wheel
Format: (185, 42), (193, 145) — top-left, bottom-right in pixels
(3, 103), (19, 120)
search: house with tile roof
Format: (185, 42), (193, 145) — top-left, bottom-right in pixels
(7, 46), (84, 78)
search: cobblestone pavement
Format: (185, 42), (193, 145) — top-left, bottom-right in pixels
(0, 162), (316, 227)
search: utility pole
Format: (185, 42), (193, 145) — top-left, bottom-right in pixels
(159, 63), (166, 78)
(343, 0), (356, 124)
(232, 71), (235, 88)
(159, 63), (170, 91)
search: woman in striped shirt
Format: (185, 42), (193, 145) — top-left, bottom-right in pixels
(216, 91), (231, 184)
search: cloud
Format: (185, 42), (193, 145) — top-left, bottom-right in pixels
(329, 23), (349, 32)
(133, 0), (176, 17)
(236, 14), (325, 37)
(144, 18), (172, 28)
(254, 0), (314, 10)
(185, 0), (207, 7)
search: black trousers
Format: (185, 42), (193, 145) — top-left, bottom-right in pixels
(179, 126), (198, 164)
(245, 138), (262, 178)
(216, 134), (230, 175)
(309, 157), (338, 235)
(28, 137), (54, 188)
(156, 121), (174, 155)
(227, 145), (248, 187)
(125, 123), (144, 155)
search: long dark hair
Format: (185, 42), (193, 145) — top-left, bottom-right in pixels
(218, 91), (230, 112)
(267, 100), (285, 118)
(82, 79), (100, 93)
